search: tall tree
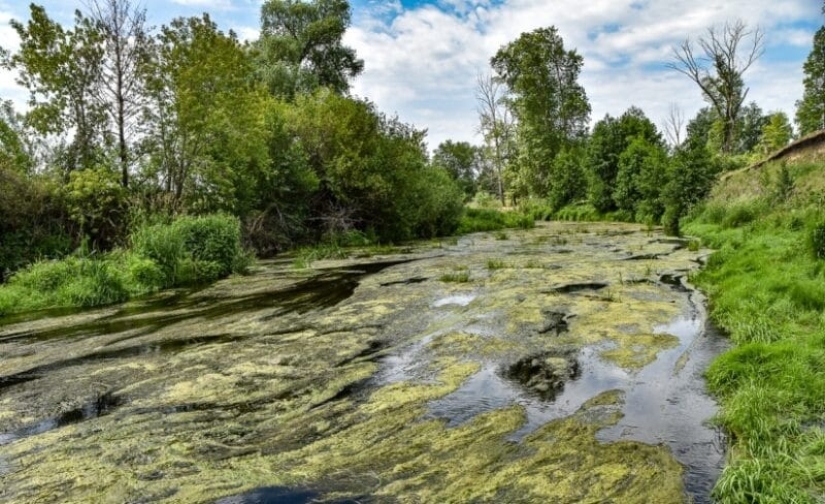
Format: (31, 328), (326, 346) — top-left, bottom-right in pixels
(475, 73), (513, 205)
(737, 101), (768, 153)
(256, 0), (364, 98)
(3, 5), (107, 175)
(759, 111), (794, 154)
(140, 15), (269, 213)
(668, 20), (764, 154)
(83, 0), (150, 188)
(491, 26), (590, 197)
(432, 140), (480, 200)
(795, 26), (825, 136)
(662, 103), (685, 148)
(587, 106), (663, 212)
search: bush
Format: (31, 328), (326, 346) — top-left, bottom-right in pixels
(132, 214), (248, 285)
(809, 220), (825, 260)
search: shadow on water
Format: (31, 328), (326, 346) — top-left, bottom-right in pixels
(215, 487), (368, 504)
(0, 391), (124, 446)
(0, 259), (414, 346)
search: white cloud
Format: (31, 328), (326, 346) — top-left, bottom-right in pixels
(172, 0), (234, 9)
(345, 0), (820, 149)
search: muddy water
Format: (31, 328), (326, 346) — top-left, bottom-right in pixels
(0, 222), (725, 503)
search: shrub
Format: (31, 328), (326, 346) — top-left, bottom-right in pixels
(132, 214), (248, 285)
(809, 220), (825, 260)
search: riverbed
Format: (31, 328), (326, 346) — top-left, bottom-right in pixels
(0, 222), (725, 503)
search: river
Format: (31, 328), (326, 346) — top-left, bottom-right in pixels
(0, 222), (725, 503)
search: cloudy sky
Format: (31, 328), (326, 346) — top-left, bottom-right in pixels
(0, 0), (821, 150)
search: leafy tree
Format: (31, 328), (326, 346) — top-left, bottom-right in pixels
(547, 146), (587, 211)
(432, 140), (480, 200)
(256, 0), (364, 98)
(140, 15), (269, 214)
(737, 101), (768, 153)
(613, 136), (669, 221)
(3, 5), (107, 175)
(759, 111), (794, 154)
(0, 100), (34, 174)
(587, 107), (663, 212)
(668, 20), (764, 153)
(286, 91), (461, 241)
(795, 26), (825, 136)
(662, 136), (717, 235)
(491, 26), (590, 197)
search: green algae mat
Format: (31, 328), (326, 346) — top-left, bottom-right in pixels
(0, 222), (725, 503)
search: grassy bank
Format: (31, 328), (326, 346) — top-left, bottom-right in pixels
(684, 160), (825, 503)
(0, 214), (250, 316)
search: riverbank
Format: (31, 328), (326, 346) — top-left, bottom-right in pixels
(683, 157), (825, 503)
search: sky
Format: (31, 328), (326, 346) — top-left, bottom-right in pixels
(0, 0), (821, 150)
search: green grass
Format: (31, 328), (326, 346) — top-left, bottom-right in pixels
(684, 193), (825, 503)
(486, 259), (506, 270)
(456, 208), (535, 235)
(0, 214), (249, 316)
(439, 271), (471, 283)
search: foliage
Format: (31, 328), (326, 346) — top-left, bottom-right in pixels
(809, 219), (825, 260)
(256, 0), (363, 98)
(64, 166), (128, 249)
(140, 14), (270, 216)
(3, 4), (108, 174)
(587, 107), (664, 213)
(759, 112), (794, 155)
(432, 140), (480, 200)
(492, 26), (590, 197)
(456, 208), (533, 234)
(795, 26), (825, 136)
(613, 136), (669, 222)
(662, 135), (718, 235)
(0, 166), (72, 280)
(286, 90), (463, 242)
(131, 214), (247, 285)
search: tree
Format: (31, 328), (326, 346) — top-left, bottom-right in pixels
(140, 15), (269, 214)
(613, 136), (669, 221)
(475, 73), (513, 205)
(256, 0), (364, 98)
(662, 103), (685, 148)
(668, 20), (764, 154)
(759, 111), (794, 154)
(83, 0), (150, 188)
(737, 101), (767, 153)
(0, 100), (34, 174)
(587, 107), (663, 212)
(662, 135), (717, 235)
(795, 26), (825, 136)
(432, 140), (480, 200)
(491, 26), (590, 197)
(3, 5), (107, 175)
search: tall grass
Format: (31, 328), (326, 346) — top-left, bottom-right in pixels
(685, 192), (825, 502)
(0, 214), (249, 316)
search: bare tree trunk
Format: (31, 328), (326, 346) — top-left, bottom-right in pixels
(85, 0), (148, 188)
(476, 73), (513, 205)
(667, 19), (764, 154)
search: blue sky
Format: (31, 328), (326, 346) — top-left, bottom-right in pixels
(0, 0), (821, 150)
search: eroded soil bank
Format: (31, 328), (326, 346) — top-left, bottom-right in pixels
(0, 222), (725, 503)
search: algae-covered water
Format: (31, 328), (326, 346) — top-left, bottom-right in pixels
(0, 222), (725, 503)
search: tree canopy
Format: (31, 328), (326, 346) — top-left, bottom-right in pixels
(796, 26), (825, 136)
